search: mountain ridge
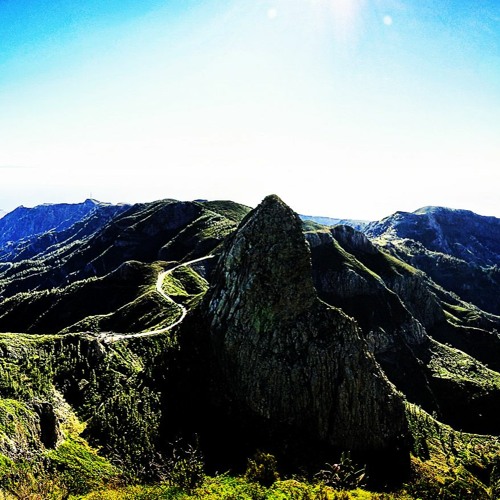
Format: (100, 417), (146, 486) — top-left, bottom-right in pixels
(0, 195), (499, 496)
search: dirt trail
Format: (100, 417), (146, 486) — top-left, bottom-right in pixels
(98, 255), (214, 343)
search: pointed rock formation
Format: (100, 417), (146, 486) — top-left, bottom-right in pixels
(206, 195), (410, 475)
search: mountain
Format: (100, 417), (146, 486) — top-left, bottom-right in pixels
(365, 206), (500, 267)
(197, 196), (409, 479)
(0, 199), (118, 249)
(306, 223), (500, 434)
(0, 198), (250, 333)
(300, 214), (369, 231)
(0, 196), (499, 498)
(364, 206), (500, 315)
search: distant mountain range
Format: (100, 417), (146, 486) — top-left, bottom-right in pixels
(299, 214), (369, 231)
(0, 196), (499, 497)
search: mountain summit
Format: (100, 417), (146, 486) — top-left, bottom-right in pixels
(206, 195), (409, 476)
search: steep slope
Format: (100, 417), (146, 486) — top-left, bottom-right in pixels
(366, 206), (500, 266)
(202, 195), (410, 478)
(305, 223), (500, 435)
(0, 199), (248, 300)
(0, 199), (112, 249)
(0, 202), (129, 263)
(0, 199), (249, 336)
(0, 195), (499, 497)
(0, 333), (119, 495)
(364, 206), (500, 314)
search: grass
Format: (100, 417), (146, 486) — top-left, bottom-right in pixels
(428, 341), (500, 389)
(161, 266), (208, 303)
(0, 399), (38, 453)
(79, 476), (414, 499)
(441, 302), (482, 325)
(406, 403), (500, 499)
(198, 200), (252, 223)
(46, 436), (118, 495)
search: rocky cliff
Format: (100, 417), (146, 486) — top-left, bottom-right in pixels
(205, 195), (410, 476)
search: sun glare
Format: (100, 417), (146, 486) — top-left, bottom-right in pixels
(304, 0), (365, 42)
(383, 15), (393, 26)
(330, 0), (364, 38)
(267, 7), (278, 20)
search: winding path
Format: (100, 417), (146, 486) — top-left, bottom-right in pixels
(98, 255), (214, 343)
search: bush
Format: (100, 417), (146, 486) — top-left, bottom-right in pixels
(314, 452), (366, 491)
(244, 450), (280, 487)
(165, 437), (204, 492)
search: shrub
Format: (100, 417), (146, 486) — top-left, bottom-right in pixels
(314, 452), (366, 491)
(165, 437), (205, 492)
(244, 450), (280, 487)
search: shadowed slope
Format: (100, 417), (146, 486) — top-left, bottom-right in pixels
(205, 195), (410, 480)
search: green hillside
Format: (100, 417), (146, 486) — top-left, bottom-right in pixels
(0, 197), (499, 498)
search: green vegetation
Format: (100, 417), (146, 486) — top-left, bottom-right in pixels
(199, 200), (252, 223)
(46, 437), (117, 495)
(161, 265), (208, 305)
(73, 446), (412, 499)
(442, 302), (482, 325)
(406, 404), (500, 499)
(63, 289), (181, 334)
(0, 318), (499, 499)
(0, 333), (121, 498)
(79, 478), (413, 499)
(1, 197), (499, 499)
(0, 331), (171, 487)
(428, 341), (500, 389)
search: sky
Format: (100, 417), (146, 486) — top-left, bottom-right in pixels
(0, 0), (499, 220)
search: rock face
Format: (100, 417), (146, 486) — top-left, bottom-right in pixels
(305, 226), (428, 352)
(33, 402), (63, 449)
(207, 195), (409, 471)
(364, 206), (500, 314)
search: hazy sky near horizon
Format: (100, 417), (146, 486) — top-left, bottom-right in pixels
(1, 0), (499, 219)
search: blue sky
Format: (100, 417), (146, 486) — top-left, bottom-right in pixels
(1, 0), (499, 219)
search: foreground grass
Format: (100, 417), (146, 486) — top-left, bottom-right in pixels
(80, 477), (413, 500)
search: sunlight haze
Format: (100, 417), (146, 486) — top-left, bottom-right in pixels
(1, 0), (499, 220)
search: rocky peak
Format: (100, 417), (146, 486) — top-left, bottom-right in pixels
(206, 195), (410, 474)
(209, 194), (316, 325)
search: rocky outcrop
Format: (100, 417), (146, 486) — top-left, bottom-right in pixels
(33, 401), (63, 449)
(0, 396), (67, 459)
(383, 274), (445, 329)
(206, 195), (409, 470)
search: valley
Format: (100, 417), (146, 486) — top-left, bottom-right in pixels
(0, 195), (499, 498)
